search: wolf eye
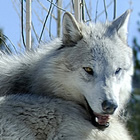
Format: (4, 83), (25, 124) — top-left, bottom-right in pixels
(83, 67), (94, 75)
(115, 68), (122, 75)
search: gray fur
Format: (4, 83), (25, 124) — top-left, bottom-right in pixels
(0, 10), (133, 139)
(0, 94), (132, 140)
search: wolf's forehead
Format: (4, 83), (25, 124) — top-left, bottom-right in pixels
(82, 23), (108, 41)
(86, 38), (119, 60)
(90, 47), (113, 65)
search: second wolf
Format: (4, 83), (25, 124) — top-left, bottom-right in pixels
(0, 10), (133, 139)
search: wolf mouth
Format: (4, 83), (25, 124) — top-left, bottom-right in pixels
(91, 111), (110, 130)
(85, 99), (110, 130)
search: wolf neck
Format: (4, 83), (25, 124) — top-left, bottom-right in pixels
(0, 42), (86, 106)
(31, 70), (86, 107)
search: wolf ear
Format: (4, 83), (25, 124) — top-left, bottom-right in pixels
(111, 10), (131, 42)
(62, 12), (83, 45)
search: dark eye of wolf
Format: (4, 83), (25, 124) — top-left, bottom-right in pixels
(83, 67), (94, 76)
(115, 68), (122, 75)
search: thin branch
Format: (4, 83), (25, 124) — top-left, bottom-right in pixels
(71, 0), (74, 11)
(103, 0), (108, 20)
(113, 0), (117, 19)
(0, 37), (12, 54)
(64, 2), (71, 9)
(95, 0), (99, 23)
(36, 0), (57, 20)
(49, 0), (58, 39)
(21, 0), (26, 48)
(47, 0), (66, 12)
(2, 34), (18, 54)
(94, 1), (113, 21)
(31, 22), (39, 42)
(34, 9), (54, 41)
(0, 50), (7, 55)
(81, 0), (85, 22)
(11, 0), (21, 18)
(85, 1), (91, 22)
(39, 0), (53, 43)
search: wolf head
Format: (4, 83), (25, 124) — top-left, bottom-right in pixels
(33, 10), (133, 129)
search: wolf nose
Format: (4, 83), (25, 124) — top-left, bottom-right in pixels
(102, 100), (118, 114)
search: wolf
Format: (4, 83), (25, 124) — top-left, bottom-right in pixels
(0, 10), (133, 140)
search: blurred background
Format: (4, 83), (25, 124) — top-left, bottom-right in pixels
(0, 0), (140, 139)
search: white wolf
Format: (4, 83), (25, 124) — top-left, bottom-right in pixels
(0, 10), (133, 140)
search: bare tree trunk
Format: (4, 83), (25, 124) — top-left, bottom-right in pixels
(74, 0), (81, 22)
(26, 0), (32, 50)
(57, 0), (62, 37)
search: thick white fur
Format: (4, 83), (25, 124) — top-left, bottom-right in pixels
(0, 10), (133, 139)
(0, 94), (132, 140)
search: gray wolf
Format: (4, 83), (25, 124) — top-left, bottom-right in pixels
(0, 10), (133, 139)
